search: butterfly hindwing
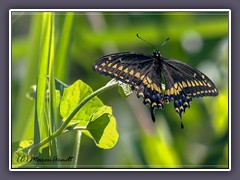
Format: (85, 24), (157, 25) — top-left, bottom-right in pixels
(162, 59), (218, 118)
(134, 65), (165, 122)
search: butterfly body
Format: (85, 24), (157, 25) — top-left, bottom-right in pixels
(93, 50), (218, 128)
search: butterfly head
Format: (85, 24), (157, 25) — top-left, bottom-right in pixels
(153, 50), (162, 59)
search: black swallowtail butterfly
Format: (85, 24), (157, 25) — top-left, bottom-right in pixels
(93, 37), (218, 128)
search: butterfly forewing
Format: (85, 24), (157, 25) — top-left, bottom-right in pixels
(93, 52), (157, 86)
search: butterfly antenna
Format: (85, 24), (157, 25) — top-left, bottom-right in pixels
(136, 34), (157, 51)
(160, 38), (170, 47)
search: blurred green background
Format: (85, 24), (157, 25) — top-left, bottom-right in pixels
(11, 11), (229, 168)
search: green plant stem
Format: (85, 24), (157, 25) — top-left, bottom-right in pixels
(72, 131), (82, 168)
(28, 79), (119, 155)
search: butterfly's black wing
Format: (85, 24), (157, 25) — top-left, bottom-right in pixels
(162, 59), (218, 126)
(93, 51), (219, 128)
(93, 52), (165, 122)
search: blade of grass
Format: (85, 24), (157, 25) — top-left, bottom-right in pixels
(12, 14), (42, 141)
(54, 13), (75, 166)
(34, 12), (53, 148)
(55, 12), (75, 83)
(48, 13), (58, 157)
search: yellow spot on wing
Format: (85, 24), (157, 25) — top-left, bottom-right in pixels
(175, 88), (180, 95)
(153, 83), (160, 92)
(175, 107), (179, 113)
(195, 80), (199, 86)
(146, 77), (152, 83)
(207, 83), (212, 87)
(107, 63), (112, 67)
(112, 64), (117, 69)
(101, 63), (106, 66)
(124, 68), (129, 73)
(129, 69), (134, 75)
(170, 87), (174, 95)
(118, 66), (123, 70)
(165, 89), (170, 96)
(142, 78), (148, 85)
(182, 81), (187, 87)
(152, 102), (157, 107)
(187, 80), (191, 87)
(135, 72), (141, 78)
(178, 82), (183, 88)
(145, 98), (151, 103)
(191, 81), (195, 87)
(174, 83), (178, 89)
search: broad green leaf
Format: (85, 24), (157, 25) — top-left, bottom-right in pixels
(60, 80), (104, 127)
(84, 106), (119, 149)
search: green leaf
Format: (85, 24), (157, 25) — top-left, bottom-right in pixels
(60, 80), (104, 127)
(60, 80), (119, 149)
(84, 106), (119, 149)
(54, 78), (68, 96)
